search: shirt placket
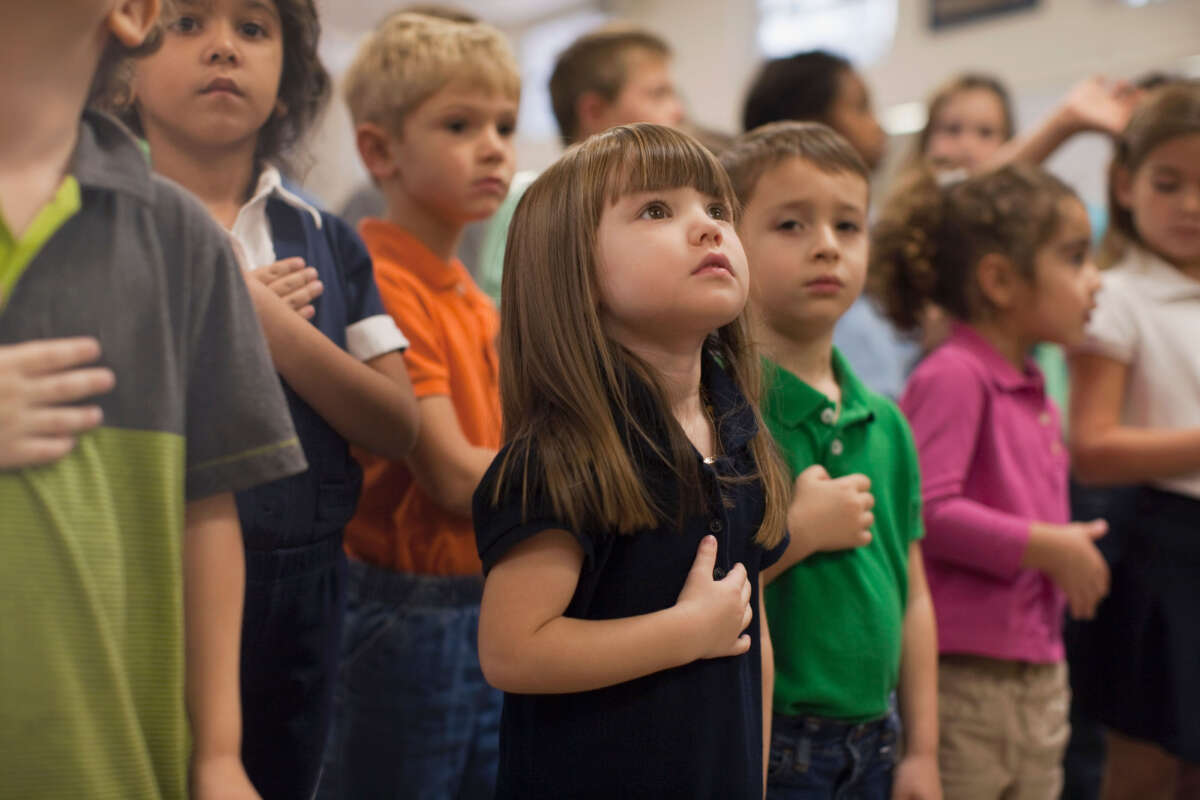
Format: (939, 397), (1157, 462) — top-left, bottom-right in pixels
(701, 455), (735, 579)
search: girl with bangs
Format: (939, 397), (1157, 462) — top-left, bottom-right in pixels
(473, 123), (794, 799)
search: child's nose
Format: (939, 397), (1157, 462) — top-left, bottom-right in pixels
(204, 24), (239, 64)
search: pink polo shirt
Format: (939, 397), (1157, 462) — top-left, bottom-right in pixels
(900, 324), (1069, 663)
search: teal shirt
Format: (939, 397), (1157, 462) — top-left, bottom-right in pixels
(763, 349), (923, 721)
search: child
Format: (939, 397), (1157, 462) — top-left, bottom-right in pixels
(721, 120), (940, 799)
(472, 24), (686, 306)
(913, 73), (1138, 176)
(0, 2), (307, 798)
(125, 1), (421, 797)
(740, 51), (912, 401)
(1068, 80), (1200, 799)
(316, 13), (518, 798)
(876, 163), (1107, 798)
(742, 50), (887, 172)
(473, 122), (792, 799)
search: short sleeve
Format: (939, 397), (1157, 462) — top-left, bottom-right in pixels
(1078, 272), (1138, 364)
(759, 528), (790, 571)
(164, 184), (307, 500)
(473, 442), (595, 575)
(373, 265), (451, 398)
(325, 212), (409, 361)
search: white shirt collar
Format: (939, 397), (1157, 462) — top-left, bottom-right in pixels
(1129, 246), (1200, 303)
(228, 165), (322, 271)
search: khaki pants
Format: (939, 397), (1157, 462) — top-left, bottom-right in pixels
(938, 655), (1070, 800)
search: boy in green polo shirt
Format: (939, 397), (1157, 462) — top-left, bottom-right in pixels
(722, 121), (940, 800)
(0, 3), (307, 798)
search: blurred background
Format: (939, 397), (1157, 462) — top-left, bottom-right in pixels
(300, 0), (1200, 212)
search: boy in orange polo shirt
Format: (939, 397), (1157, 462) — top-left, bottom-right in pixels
(315, 13), (519, 800)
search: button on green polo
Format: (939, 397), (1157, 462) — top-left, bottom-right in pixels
(763, 349), (924, 721)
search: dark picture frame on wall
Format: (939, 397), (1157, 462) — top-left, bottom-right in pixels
(931, 0), (1039, 29)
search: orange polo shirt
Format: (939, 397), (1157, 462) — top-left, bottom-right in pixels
(346, 220), (501, 576)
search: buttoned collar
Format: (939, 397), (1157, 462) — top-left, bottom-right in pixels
(358, 218), (463, 291)
(1125, 246), (1200, 303)
(765, 348), (876, 431)
(73, 110), (155, 205)
(947, 322), (1045, 393)
(240, 165), (323, 229)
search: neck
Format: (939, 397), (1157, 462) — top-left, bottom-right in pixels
(0, 22), (103, 232)
(385, 188), (464, 264)
(143, 125), (259, 230)
(757, 318), (837, 394)
(970, 318), (1030, 372)
(614, 329), (707, 422)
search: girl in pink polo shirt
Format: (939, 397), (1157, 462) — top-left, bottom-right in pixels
(1069, 81), (1200, 799)
(872, 163), (1105, 798)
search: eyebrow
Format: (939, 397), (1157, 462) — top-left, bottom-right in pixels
(241, 0), (281, 20)
(771, 199), (866, 215)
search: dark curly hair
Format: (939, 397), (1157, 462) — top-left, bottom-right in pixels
(110, 0), (330, 168)
(870, 163), (1078, 330)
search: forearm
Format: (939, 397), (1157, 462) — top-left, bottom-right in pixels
(249, 280), (418, 459)
(1072, 425), (1200, 485)
(479, 604), (700, 695)
(923, 496), (1032, 580)
(761, 535), (814, 585)
(983, 106), (1077, 169)
(760, 592), (774, 796)
(898, 584), (938, 758)
(184, 493), (246, 765)
(414, 444), (497, 518)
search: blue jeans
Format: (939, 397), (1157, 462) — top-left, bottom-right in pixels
(315, 561), (502, 800)
(766, 710), (899, 800)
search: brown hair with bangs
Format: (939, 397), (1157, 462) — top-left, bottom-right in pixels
(493, 123), (789, 548)
(906, 73), (1015, 169)
(871, 162), (1078, 330)
(720, 120), (870, 208)
(1106, 80), (1200, 259)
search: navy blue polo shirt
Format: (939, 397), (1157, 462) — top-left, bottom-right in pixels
(474, 352), (787, 799)
(233, 187), (405, 550)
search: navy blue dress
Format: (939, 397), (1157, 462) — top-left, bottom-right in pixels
(474, 353), (787, 799)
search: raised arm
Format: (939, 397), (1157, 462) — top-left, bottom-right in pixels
(478, 531), (752, 695)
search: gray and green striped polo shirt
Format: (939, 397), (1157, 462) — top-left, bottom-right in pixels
(0, 110), (306, 800)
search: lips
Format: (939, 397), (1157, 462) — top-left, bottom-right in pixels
(804, 274), (844, 290)
(692, 253), (732, 275)
(473, 177), (507, 195)
(201, 77), (242, 96)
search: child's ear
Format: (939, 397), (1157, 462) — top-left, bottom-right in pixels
(975, 252), (1020, 310)
(1112, 165), (1135, 212)
(576, 91), (610, 138)
(356, 123), (399, 182)
(108, 0), (162, 48)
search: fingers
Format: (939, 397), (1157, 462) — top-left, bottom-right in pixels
(279, 278), (324, 311)
(5, 337), (103, 376)
(28, 406), (104, 437)
(730, 633), (751, 656)
(28, 366), (116, 406)
(1084, 519), (1109, 539)
(689, 535), (718, 577)
(798, 464), (830, 483)
(268, 267), (320, 297)
(834, 473), (871, 492)
(0, 436), (78, 470)
(251, 257), (306, 283)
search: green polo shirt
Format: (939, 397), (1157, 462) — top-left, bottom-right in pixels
(763, 349), (923, 721)
(0, 111), (306, 800)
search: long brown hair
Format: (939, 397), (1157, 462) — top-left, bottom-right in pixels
(1103, 80), (1200, 264)
(493, 123), (788, 548)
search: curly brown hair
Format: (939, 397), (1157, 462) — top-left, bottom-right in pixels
(870, 163), (1077, 331)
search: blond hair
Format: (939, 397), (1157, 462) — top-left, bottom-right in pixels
(343, 12), (519, 131)
(492, 123), (789, 548)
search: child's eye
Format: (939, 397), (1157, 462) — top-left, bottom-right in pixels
(639, 202), (669, 220)
(240, 21), (268, 38)
(837, 220), (862, 233)
(497, 120), (516, 138)
(777, 219), (801, 232)
(445, 119), (470, 134)
(170, 15), (200, 33)
(1152, 181), (1179, 194)
(707, 203), (730, 221)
